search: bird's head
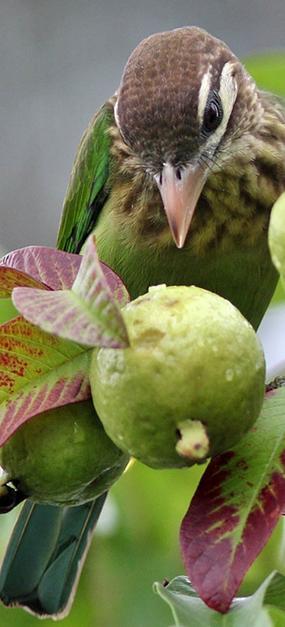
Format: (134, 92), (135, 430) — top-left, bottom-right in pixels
(115, 26), (260, 248)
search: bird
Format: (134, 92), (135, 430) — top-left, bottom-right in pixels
(1, 26), (285, 619)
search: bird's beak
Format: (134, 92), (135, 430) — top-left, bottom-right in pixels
(155, 162), (208, 248)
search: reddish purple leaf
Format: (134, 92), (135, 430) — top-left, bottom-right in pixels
(0, 246), (81, 290)
(0, 245), (129, 303)
(12, 235), (129, 347)
(0, 266), (48, 297)
(72, 235), (129, 307)
(100, 260), (130, 307)
(180, 386), (285, 614)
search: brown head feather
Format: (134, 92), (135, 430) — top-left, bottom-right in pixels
(116, 26), (247, 168)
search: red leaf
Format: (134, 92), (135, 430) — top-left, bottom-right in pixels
(180, 387), (285, 613)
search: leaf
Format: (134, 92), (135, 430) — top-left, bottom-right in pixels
(0, 266), (48, 298)
(180, 386), (285, 613)
(0, 299), (19, 325)
(99, 260), (130, 307)
(264, 571), (285, 611)
(0, 316), (90, 445)
(0, 246), (81, 290)
(154, 574), (275, 627)
(12, 235), (129, 348)
(0, 244), (129, 301)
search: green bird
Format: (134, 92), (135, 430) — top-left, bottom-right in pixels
(1, 26), (285, 618)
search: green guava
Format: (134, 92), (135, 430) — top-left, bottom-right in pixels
(0, 400), (129, 505)
(268, 192), (285, 278)
(90, 285), (265, 469)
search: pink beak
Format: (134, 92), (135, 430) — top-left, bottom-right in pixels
(155, 162), (208, 248)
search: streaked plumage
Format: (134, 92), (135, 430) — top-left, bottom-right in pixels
(1, 26), (285, 618)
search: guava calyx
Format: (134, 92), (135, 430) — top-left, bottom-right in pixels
(176, 420), (209, 461)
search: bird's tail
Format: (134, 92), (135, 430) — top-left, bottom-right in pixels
(0, 494), (106, 618)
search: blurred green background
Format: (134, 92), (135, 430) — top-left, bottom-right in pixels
(1, 35), (285, 627)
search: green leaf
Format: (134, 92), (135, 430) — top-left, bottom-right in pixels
(264, 571), (285, 612)
(154, 574), (275, 626)
(0, 299), (18, 325)
(12, 235), (129, 348)
(180, 386), (285, 612)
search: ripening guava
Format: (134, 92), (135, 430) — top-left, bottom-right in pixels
(90, 285), (265, 469)
(0, 400), (129, 505)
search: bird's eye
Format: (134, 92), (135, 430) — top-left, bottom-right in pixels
(202, 94), (223, 135)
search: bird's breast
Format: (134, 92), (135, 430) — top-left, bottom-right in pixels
(95, 172), (278, 330)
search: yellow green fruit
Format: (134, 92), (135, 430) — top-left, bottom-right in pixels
(90, 285), (265, 469)
(0, 401), (129, 505)
(268, 192), (285, 278)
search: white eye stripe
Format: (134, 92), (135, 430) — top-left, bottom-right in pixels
(197, 67), (212, 126)
(114, 97), (120, 129)
(218, 61), (238, 128)
(198, 61), (238, 150)
(208, 61), (238, 146)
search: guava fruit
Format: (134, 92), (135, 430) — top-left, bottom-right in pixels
(90, 285), (265, 469)
(268, 192), (285, 278)
(0, 400), (129, 505)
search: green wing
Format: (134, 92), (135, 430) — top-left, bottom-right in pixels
(57, 98), (115, 253)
